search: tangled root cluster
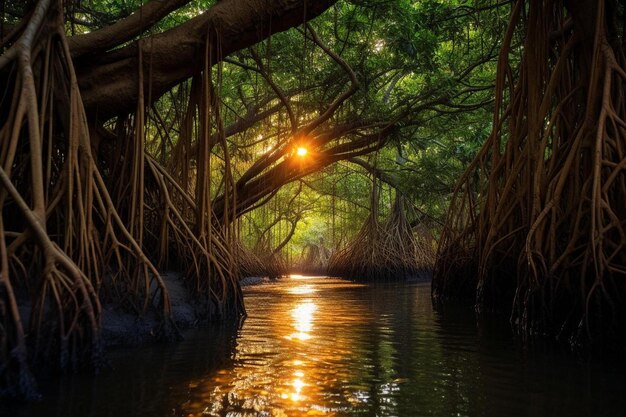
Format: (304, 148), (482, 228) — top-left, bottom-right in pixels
(434, 0), (626, 347)
(292, 242), (332, 275)
(235, 240), (285, 279)
(329, 196), (434, 281)
(0, 1), (244, 398)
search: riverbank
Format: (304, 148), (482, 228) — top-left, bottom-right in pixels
(102, 273), (272, 349)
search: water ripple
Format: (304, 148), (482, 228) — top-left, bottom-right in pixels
(5, 275), (625, 417)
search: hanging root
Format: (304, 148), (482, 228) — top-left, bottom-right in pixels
(141, 38), (246, 318)
(145, 155), (244, 318)
(0, 0), (182, 398)
(0, 0), (104, 397)
(329, 182), (434, 281)
(434, 0), (626, 348)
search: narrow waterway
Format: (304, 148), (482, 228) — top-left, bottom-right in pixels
(5, 275), (625, 416)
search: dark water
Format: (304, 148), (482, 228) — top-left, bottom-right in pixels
(4, 275), (626, 416)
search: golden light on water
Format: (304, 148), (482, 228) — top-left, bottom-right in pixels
(287, 284), (317, 295)
(289, 274), (308, 279)
(288, 301), (317, 341)
(182, 276), (377, 416)
(291, 378), (305, 401)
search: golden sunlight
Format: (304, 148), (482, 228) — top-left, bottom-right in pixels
(288, 301), (317, 341)
(290, 378), (305, 401)
(287, 284), (317, 295)
(296, 146), (308, 157)
(289, 274), (308, 279)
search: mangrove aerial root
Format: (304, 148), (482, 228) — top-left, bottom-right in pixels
(0, 0), (244, 398)
(433, 0), (626, 347)
(329, 187), (434, 281)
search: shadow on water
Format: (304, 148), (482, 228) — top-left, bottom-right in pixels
(3, 276), (626, 416)
(2, 322), (241, 417)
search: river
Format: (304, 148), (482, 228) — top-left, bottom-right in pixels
(4, 275), (625, 416)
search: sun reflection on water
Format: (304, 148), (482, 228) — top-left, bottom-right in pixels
(287, 284), (317, 295)
(180, 276), (382, 417)
(288, 300), (317, 341)
(291, 378), (305, 401)
(289, 274), (309, 279)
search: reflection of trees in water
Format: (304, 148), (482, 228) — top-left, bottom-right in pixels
(350, 284), (440, 416)
(433, 300), (626, 417)
(11, 280), (624, 417)
(353, 284), (480, 416)
(5, 322), (241, 417)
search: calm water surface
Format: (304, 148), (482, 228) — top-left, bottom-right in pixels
(5, 275), (625, 416)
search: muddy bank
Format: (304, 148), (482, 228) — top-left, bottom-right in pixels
(102, 272), (199, 348)
(102, 273), (272, 349)
(239, 276), (272, 287)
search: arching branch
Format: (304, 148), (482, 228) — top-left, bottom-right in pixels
(75, 0), (337, 120)
(69, 0), (194, 58)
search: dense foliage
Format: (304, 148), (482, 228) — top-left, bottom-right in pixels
(0, 0), (518, 399)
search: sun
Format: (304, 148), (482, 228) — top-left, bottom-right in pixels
(296, 147), (308, 157)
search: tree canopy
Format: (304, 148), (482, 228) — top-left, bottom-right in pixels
(4, 0), (624, 401)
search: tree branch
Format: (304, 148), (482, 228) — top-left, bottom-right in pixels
(68, 0), (193, 58)
(76, 0), (337, 120)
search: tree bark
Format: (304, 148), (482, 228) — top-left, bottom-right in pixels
(68, 0), (193, 58)
(73, 0), (336, 121)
